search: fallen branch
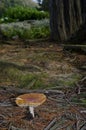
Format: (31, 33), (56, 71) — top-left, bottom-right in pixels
(78, 66), (86, 70)
(63, 44), (86, 53)
(63, 44), (86, 48)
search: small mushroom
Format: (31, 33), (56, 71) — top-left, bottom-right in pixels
(15, 93), (46, 118)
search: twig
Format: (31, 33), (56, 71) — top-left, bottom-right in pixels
(1, 86), (64, 95)
(64, 97), (86, 120)
(80, 76), (86, 83)
(80, 110), (86, 113)
(8, 123), (24, 130)
(53, 120), (74, 130)
(48, 96), (65, 103)
(80, 122), (86, 130)
(0, 114), (6, 119)
(76, 114), (80, 130)
(44, 117), (57, 130)
(75, 83), (81, 94)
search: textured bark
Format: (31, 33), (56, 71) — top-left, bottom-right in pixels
(49, 0), (86, 42)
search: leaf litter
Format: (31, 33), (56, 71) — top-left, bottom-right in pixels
(0, 40), (86, 130)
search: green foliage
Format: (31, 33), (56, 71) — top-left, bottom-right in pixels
(0, 0), (21, 17)
(1, 19), (50, 39)
(27, 26), (50, 39)
(3, 6), (49, 22)
(1, 26), (50, 39)
(0, 17), (16, 23)
(1, 26), (16, 38)
(0, 0), (38, 17)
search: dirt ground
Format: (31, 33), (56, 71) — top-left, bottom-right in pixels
(0, 40), (86, 130)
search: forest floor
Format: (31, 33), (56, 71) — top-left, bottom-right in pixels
(0, 40), (86, 130)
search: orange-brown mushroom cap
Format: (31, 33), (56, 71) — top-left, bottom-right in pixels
(15, 93), (46, 107)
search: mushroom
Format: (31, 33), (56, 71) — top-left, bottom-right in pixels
(15, 93), (46, 118)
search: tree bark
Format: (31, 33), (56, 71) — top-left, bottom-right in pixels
(49, 0), (86, 42)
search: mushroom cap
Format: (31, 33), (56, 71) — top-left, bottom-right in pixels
(15, 93), (46, 107)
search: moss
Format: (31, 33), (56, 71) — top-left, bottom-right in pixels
(17, 72), (48, 89)
(0, 60), (48, 88)
(48, 74), (82, 89)
(71, 91), (86, 107)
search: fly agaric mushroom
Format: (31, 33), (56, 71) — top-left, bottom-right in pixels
(15, 93), (46, 118)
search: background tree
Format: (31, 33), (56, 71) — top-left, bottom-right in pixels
(42, 0), (49, 11)
(37, 0), (42, 6)
(36, 0), (49, 11)
(49, 0), (86, 42)
(20, 0), (38, 7)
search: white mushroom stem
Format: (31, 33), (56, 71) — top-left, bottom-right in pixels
(29, 106), (34, 118)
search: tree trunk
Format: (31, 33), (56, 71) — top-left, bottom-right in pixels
(49, 0), (86, 42)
